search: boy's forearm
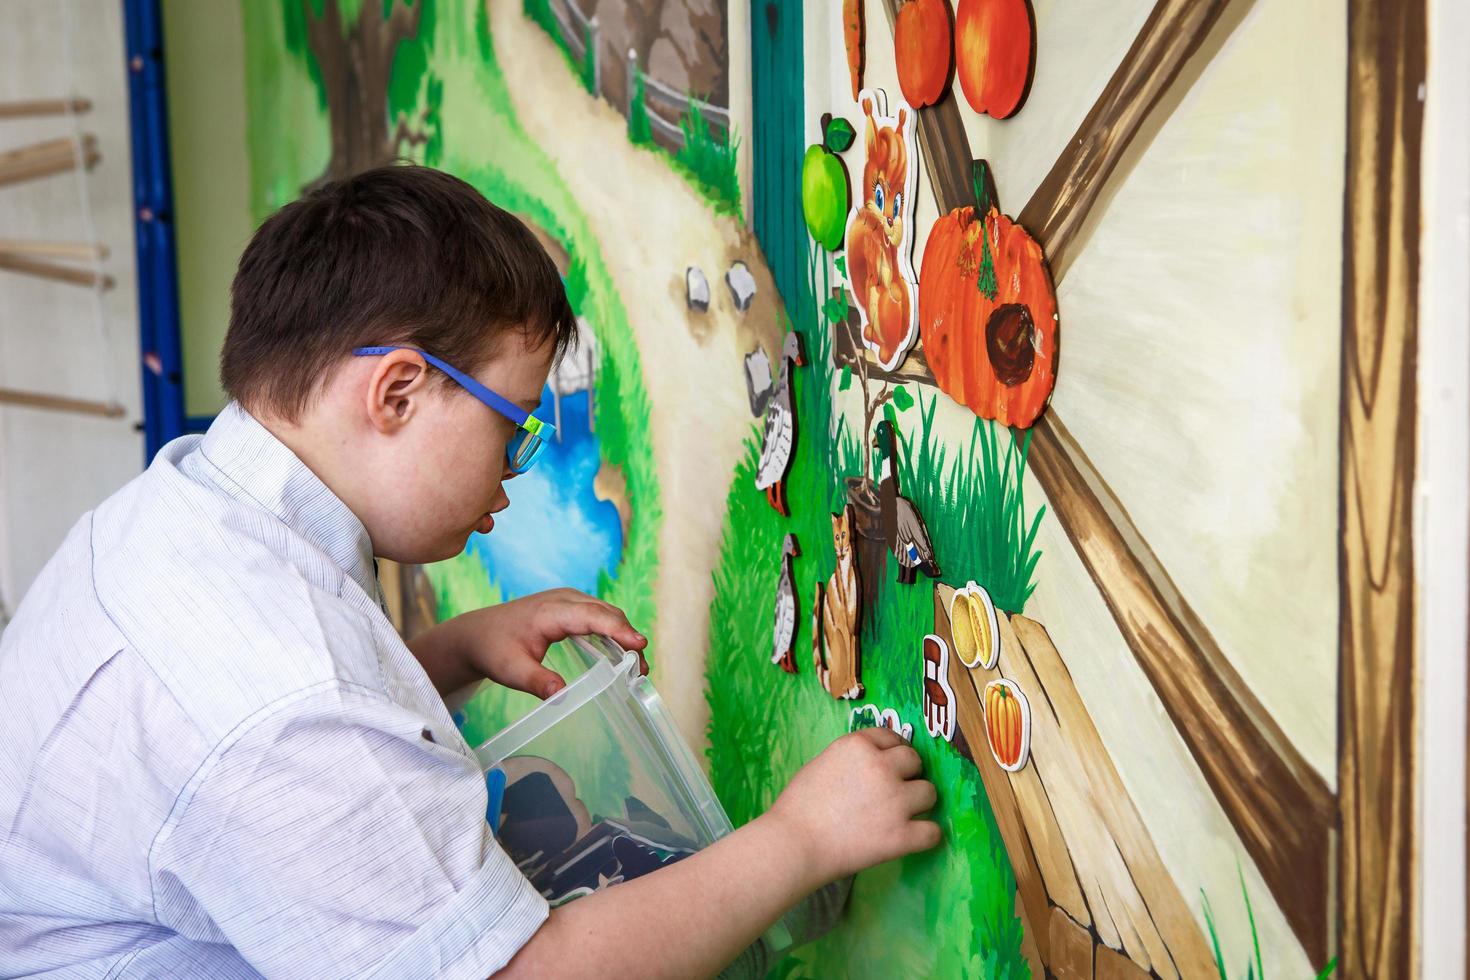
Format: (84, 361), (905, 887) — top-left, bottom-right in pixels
(405, 620), (479, 697)
(497, 810), (827, 979)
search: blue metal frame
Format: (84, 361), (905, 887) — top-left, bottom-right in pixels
(124, 0), (187, 461)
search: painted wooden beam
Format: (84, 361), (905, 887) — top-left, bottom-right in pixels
(1017, 0), (1258, 280)
(874, 0), (1332, 959)
(1336, 0), (1425, 975)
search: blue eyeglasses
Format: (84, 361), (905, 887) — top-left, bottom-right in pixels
(352, 346), (554, 473)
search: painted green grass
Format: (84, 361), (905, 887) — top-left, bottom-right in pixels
(522, 5), (741, 220)
(705, 240), (1029, 978)
(895, 393), (1044, 614)
(674, 100), (742, 218)
(1202, 865), (1339, 980)
(242, 0), (662, 739)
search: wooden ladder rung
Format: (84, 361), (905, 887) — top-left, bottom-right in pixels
(0, 239), (108, 262)
(0, 252), (112, 289)
(0, 97), (92, 119)
(0, 387), (124, 418)
(0, 134), (99, 189)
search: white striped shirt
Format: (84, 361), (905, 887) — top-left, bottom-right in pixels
(0, 403), (548, 978)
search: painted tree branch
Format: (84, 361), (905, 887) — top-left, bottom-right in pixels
(876, 0), (1332, 959)
(1336, 0), (1424, 975)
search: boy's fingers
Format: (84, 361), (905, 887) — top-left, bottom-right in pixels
(901, 778), (937, 815)
(852, 726), (904, 750)
(556, 597), (647, 652)
(496, 658), (567, 700)
(904, 819), (943, 853)
(884, 745), (923, 780)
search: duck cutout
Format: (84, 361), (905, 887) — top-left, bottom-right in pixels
(873, 418), (940, 584)
(771, 533), (801, 673)
(922, 633), (957, 742)
(754, 332), (806, 516)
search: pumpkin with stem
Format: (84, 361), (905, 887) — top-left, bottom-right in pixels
(984, 678), (1031, 771)
(895, 0), (952, 109)
(917, 159), (1058, 428)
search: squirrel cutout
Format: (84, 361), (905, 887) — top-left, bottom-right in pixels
(813, 506), (863, 700)
(843, 88), (920, 373)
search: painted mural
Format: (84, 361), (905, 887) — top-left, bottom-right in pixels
(236, 0), (1424, 976)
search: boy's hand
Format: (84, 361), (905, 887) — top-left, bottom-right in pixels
(765, 727), (940, 884)
(406, 589), (648, 700)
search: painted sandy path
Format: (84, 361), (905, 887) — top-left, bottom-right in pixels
(490, 1), (785, 752)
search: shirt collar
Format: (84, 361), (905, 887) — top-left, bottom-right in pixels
(198, 402), (378, 597)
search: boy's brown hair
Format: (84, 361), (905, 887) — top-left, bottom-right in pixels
(221, 164), (577, 421)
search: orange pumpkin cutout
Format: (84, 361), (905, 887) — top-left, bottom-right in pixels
(918, 160), (1058, 428)
(954, 0), (1035, 119)
(895, 0), (952, 109)
(983, 678), (1031, 772)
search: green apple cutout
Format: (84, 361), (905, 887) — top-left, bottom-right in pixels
(802, 113), (855, 252)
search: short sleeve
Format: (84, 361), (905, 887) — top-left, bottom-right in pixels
(150, 684), (548, 980)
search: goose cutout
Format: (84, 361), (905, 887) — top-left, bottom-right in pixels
(771, 533), (801, 673)
(754, 332), (806, 516)
(874, 419), (939, 584)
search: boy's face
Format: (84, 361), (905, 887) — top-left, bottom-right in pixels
(368, 334), (555, 564)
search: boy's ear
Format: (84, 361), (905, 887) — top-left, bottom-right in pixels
(364, 349), (431, 432)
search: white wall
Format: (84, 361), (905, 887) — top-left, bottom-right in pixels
(0, 0), (143, 622)
(1418, 0), (1470, 969)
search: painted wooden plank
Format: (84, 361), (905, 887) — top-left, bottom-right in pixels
(1049, 906), (1096, 980)
(937, 584), (1218, 978)
(935, 583), (1054, 963)
(1009, 615), (1219, 978)
(1337, 0), (1425, 975)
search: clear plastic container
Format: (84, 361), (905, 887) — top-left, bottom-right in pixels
(473, 634), (806, 969)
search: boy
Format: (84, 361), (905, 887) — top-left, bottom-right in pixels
(0, 165), (938, 978)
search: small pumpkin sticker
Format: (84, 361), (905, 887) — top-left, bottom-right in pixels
(984, 678), (1031, 772)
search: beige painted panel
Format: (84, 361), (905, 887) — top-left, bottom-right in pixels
(164, 0), (253, 417)
(1053, 0), (1345, 782)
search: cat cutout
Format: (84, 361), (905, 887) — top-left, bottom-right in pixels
(843, 87), (921, 373)
(922, 634), (957, 742)
(813, 506), (863, 700)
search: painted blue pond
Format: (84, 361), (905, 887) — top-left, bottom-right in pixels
(466, 385), (623, 598)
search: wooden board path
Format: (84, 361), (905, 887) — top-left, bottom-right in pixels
(934, 583), (1217, 979)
